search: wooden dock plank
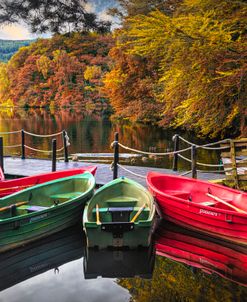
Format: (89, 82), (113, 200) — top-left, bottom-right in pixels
(3, 157), (224, 187)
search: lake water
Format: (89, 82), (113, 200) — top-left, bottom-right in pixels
(0, 108), (221, 172)
(1, 221), (247, 302)
(0, 108), (246, 302)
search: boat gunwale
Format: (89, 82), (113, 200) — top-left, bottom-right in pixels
(146, 172), (247, 217)
(0, 172), (95, 223)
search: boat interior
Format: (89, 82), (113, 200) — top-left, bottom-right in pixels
(150, 175), (247, 212)
(87, 182), (153, 224)
(0, 176), (93, 219)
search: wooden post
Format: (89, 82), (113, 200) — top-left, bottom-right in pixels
(0, 137), (4, 172)
(63, 130), (69, 163)
(52, 139), (57, 172)
(113, 132), (119, 179)
(172, 134), (179, 171)
(21, 129), (25, 159)
(191, 145), (197, 179)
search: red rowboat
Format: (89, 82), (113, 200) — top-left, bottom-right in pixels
(0, 166), (97, 197)
(147, 172), (247, 245)
(155, 222), (247, 287)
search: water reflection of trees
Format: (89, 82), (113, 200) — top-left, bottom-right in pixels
(118, 256), (247, 302)
(0, 109), (220, 169)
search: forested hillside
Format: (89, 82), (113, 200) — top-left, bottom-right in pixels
(0, 33), (113, 109)
(0, 39), (33, 62)
(0, 0), (246, 138)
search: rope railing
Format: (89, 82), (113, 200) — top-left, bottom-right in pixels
(24, 145), (64, 154)
(23, 130), (64, 137)
(111, 132), (231, 181)
(0, 129), (64, 137)
(0, 130), (22, 135)
(0, 129), (70, 171)
(175, 135), (230, 150)
(117, 141), (191, 155)
(178, 154), (224, 168)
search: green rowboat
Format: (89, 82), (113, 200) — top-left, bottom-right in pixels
(83, 177), (155, 249)
(0, 172), (95, 253)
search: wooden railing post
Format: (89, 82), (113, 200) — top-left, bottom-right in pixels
(52, 139), (57, 172)
(113, 132), (119, 179)
(172, 134), (179, 171)
(63, 130), (69, 163)
(21, 129), (25, 159)
(0, 137), (4, 172)
(191, 145), (197, 179)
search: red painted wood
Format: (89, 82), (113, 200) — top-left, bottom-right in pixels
(0, 167), (4, 181)
(147, 172), (247, 245)
(0, 166), (97, 197)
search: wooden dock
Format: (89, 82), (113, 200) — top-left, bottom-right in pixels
(3, 157), (224, 187)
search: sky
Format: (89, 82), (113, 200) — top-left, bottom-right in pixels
(0, 0), (117, 40)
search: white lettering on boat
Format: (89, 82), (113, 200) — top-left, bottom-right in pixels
(199, 209), (220, 217)
(29, 263), (49, 273)
(29, 213), (48, 223)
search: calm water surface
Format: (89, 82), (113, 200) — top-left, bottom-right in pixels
(0, 108), (245, 302)
(0, 108), (221, 171)
(1, 222), (247, 302)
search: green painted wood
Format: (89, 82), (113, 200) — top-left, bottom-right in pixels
(83, 177), (155, 249)
(0, 172), (95, 253)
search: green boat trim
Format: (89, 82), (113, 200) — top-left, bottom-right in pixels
(83, 177), (155, 249)
(0, 172), (95, 253)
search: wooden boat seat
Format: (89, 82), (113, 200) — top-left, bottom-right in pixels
(164, 190), (190, 199)
(105, 196), (138, 207)
(92, 206), (150, 222)
(50, 192), (82, 200)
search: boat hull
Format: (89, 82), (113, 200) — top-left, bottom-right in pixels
(0, 173), (95, 253)
(147, 172), (247, 245)
(84, 177), (155, 249)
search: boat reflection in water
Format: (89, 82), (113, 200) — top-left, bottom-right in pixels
(84, 245), (155, 279)
(0, 224), (85, 292)
(155, 221), (247, 287)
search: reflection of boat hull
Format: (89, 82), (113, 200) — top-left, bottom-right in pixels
(155, 222), (247, 287)
(0, 167), (97, 197)
(84, 245), (155, 279)
(147, 172), (247, 245)
(0, 225), (85, 292)
(0, 173), (95, 253)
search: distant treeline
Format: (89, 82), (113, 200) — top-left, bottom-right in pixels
(0, 39), (34, 62)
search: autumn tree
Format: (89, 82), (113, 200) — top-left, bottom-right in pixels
(105, 0), (247, 137)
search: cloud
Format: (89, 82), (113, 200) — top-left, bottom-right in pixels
(0, 24), (32, 40)
(84, 2), (96, 13)
(98, 10), (115, 23)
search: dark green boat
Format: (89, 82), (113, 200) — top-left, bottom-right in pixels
(0, 172), (95, 253)
(83, 177), (155, 249)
